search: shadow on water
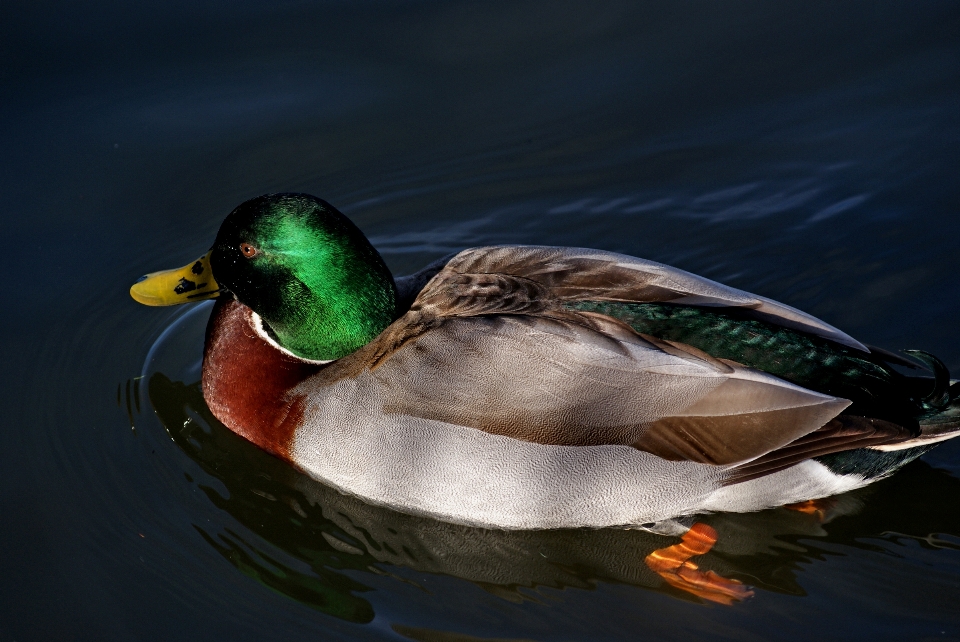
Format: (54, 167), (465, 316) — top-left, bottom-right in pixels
(148, 373), (376, 623)
(126, 303), (960, 625)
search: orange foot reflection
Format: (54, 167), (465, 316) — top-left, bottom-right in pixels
(785, 497), (839, 522)
(644, 523), (754, 605)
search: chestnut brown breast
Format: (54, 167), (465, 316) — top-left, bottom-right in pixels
(202, 297), (322, 461)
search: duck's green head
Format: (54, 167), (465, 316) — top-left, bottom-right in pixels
(131, 193), (397, 361)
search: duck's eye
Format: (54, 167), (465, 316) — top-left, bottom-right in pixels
(239, 242), (259, 259)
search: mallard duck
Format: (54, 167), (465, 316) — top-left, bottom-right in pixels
(131, 193), (960, 592)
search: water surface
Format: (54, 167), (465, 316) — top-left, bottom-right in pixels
(2, 2), (959, 640)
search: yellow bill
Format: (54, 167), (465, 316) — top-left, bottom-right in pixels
(130, 251), (221, 306)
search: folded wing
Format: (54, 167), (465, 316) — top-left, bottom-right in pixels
(333, 245), (869, 468)
(424, 246), (867, 351)
(371, 311), (850, 466)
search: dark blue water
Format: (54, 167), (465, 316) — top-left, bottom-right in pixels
(3, 2), (960, 640)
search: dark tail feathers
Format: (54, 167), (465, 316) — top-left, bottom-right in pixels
(903, 349), (952, 410)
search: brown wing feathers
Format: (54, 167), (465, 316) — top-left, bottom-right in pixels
(437, 247), (696, 304)
(435, 246), (868, 350)
(339, 246), (908, 469)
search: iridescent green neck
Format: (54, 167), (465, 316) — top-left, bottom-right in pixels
(210, 194), (398, 361)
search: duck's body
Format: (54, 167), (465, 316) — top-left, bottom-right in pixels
(134, 194), (960, 530)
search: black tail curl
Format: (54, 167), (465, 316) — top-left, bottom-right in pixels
(903, 349), (953, 410)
